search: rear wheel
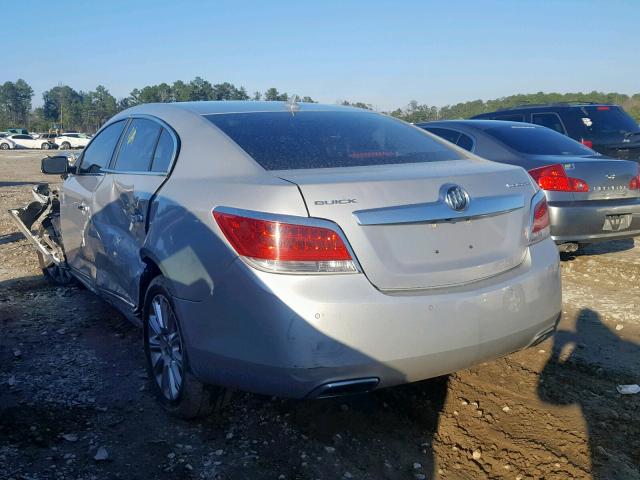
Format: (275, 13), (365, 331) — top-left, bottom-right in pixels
(60, 142), (71, 150)
(143, 276), (229, 419)
(41, 142), (50, 150)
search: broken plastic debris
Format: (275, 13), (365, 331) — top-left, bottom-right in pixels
(616, 384), (640, 395)
(94, 446), (109, 461)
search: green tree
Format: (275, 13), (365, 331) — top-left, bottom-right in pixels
(264, 88), (288, 101)
(0, 79), (33, 128)
(42, 85), (83, 131)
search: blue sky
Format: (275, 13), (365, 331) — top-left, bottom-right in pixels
(2, 0), (639, 110)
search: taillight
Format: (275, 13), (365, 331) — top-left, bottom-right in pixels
(213, 211), (358, 273)
(630, 166), (640, 190)
(529, 193), (550, 245)
(528, 164), (589, 192)
(580, 139), (593, 149)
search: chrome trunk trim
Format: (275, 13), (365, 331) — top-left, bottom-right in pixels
(352, 193), (525, 226)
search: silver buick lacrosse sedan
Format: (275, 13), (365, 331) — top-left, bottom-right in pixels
(12, 101), (561, 418)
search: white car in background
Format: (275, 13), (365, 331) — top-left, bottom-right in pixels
(55, 133), (91, 149)
(0, 136), (16, 150)
(4, 134), (54, 150)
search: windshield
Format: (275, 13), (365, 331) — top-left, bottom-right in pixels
(205, 111), (463, 170)
(487, 124), (596, 156)
(579, 106), (639, 136)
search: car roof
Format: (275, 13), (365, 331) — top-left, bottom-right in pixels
(480, 102), (616, 113)
(124, 100), (362, 116)
(418, 119), (535, 131)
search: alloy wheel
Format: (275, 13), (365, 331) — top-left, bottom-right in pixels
(146, 294), (184, 401)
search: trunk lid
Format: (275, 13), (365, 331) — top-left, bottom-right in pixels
(275, 161), (536, 290)
(529, 155), (640, 201)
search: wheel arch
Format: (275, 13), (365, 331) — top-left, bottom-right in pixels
(138, 249), (168, 313)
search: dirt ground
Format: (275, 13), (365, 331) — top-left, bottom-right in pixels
(0, 150), (638, 480)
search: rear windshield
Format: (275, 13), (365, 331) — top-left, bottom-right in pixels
(579, 106), (639, 135)
(486, 125), (595, 156)
(205, 111), (463, 170)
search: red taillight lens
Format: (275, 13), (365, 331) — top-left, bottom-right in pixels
(213, 211), (357, 273)
(596, 106), (610, 111)
(528, 164), (589, 192)
(580, 139), (593, 149)
(532, 198), (549, 233)
(529, 195), (550, 244)
(630, 167), (640, 190)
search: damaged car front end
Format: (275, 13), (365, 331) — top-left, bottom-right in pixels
(8, 155), (76, 284)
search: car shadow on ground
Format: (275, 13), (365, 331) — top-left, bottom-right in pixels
(0, 181), (42, 188)
(560, 238), (636, 261)
(538, 308), (640, 479)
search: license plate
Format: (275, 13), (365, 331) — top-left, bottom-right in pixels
(603, 214), (632, 231)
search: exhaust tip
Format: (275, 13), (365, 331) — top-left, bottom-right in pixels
(558, 242), (579, 253)
(311, 378), (380, 399)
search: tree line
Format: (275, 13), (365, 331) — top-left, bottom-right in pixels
(1, 77), (639, 133)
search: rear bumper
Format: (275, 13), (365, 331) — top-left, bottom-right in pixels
(549, 197), (640, 243)
(173, 239), (561, 399)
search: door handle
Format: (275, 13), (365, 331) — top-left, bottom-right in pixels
(77, 203), (88, 212)
(130, 213), (144, 223)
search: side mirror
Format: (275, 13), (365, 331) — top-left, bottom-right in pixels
(41, 155), (74, 175)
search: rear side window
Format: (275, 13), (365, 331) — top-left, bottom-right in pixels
(457, 133), (474, 151)
(78, 120), (126, 174)
(425, 127), (460, 144)
(486, 125), (594, 156)
(531, 112), (566, 134)
(114, 119), (162, 172)
(205, 111), (463, 170)
(151, 129), (174, 172)
(579, 106), (638, 135)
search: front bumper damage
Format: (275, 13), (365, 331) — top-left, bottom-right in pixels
(8, 184), (66, 268)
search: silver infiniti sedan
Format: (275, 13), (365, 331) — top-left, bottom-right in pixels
(11, 101), (561, 418)
(419, 120), (640, 252)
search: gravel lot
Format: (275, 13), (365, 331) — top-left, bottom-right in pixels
(1, 150), (639, 480)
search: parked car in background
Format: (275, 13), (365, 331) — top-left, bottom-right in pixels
(37, 133), (59, 143)
(10, 101), (561, 418)
(418, 120), (640, 251)
(55, 132), (91, 149)
(6, 128), (29, 135)
(472, 103), (640, 162)
(5, 134), (54, 150)
(0, 136), (16, 150)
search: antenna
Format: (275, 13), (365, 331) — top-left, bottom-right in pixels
(285, 95), (300, 115)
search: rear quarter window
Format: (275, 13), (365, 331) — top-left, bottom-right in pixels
(486, 125), (594, 156)
(205, 111), (463, 170)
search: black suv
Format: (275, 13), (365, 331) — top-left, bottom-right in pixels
(472, 103), (640, 162)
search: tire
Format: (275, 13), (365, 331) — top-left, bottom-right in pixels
(41, 142), (50, 150)
(143, 276), (230, 419)
(0, 143), (9, 150)
(60, 142), (71, 150)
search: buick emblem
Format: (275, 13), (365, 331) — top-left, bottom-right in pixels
(606, 173), (616, 180)
(444, 185), (469, 211)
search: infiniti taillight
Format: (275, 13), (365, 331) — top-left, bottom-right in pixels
(213, 211), (358, 273)
(528, 164), (589, 192)
(529, 192), (550, 245)
(630, 166), (640, 190)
